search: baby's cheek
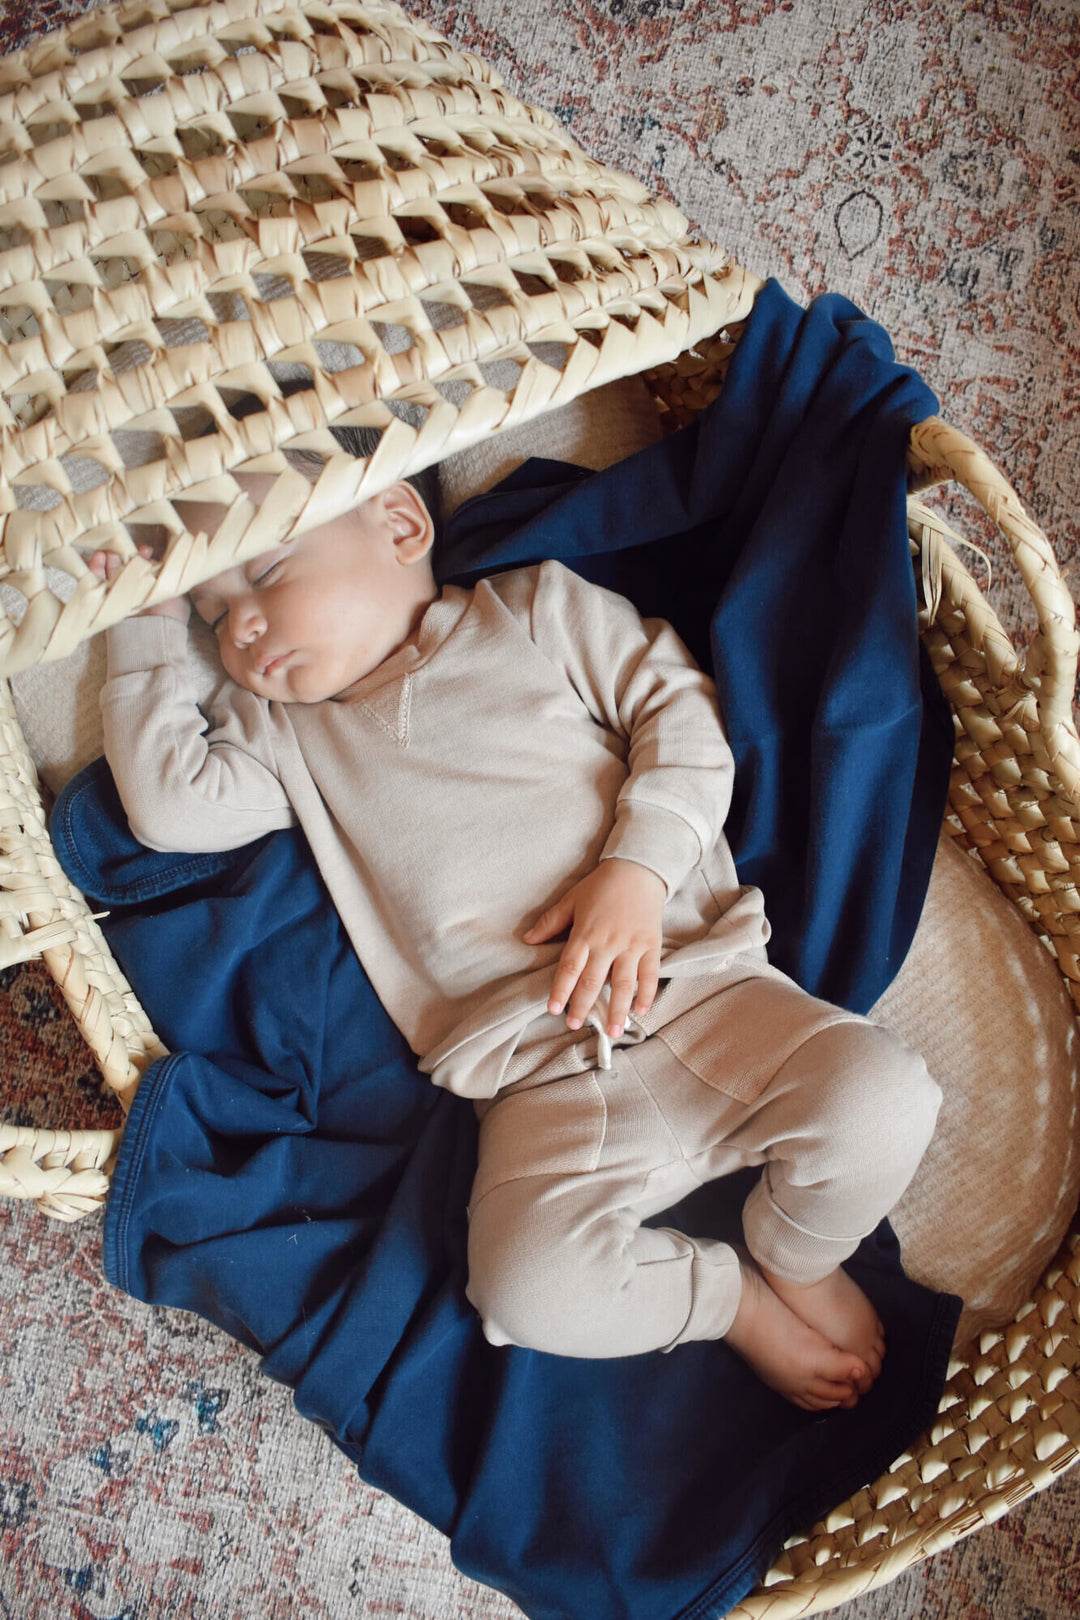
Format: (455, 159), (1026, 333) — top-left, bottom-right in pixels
(219, 646), (248, 688)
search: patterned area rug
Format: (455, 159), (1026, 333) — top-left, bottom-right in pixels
(2, 2), (1079, 1618)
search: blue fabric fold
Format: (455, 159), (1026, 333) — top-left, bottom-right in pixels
(57, 281), (961, 1620)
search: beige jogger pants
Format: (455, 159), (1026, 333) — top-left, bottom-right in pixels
(466, 956), (940, 1358)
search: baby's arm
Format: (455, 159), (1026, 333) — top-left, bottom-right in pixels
(509, 561), (737, 1035)
(92, 551), (295, 854)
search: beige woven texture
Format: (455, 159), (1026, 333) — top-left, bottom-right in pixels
(0, 0), (757, 670)
(1, 2), (1079, 1615)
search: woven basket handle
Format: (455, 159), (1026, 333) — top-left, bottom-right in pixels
(0, 1124), (120, 1222)
(907, 416), (1080, 739)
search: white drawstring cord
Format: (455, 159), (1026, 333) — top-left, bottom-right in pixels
(584, 1008), (642, 1070)
(586, 1011), (614, 1070)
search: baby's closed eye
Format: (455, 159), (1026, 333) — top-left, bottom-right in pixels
(192, 556), (286, 630)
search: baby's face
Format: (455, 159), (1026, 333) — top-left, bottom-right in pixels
(186, 476), (437, 702)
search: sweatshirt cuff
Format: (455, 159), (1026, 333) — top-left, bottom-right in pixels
(601, 802), (703, 898)
(106, 614), (189, 677)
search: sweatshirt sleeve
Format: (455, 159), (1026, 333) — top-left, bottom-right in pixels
(101, 615), (297, 853)
(509, 560), (735, 899)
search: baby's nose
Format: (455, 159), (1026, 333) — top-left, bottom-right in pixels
(230, 600), (265, 644)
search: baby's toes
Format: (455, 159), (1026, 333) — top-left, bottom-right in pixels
(834, 1352), (872, 1396)
(857, 1327), (886, 1384)
(807, 1375), (855, 1409)
(851, 1363), (874, 1396)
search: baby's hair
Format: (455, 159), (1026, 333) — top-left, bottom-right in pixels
(283, 422), (440, 536)
(216, 377), (440, 536)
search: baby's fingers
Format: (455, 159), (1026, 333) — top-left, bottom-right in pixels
(606, 958), (640, 1038)
(550, 944), (615, 1031)
(632, 951), (661, 1022)
(563, 952), (614, 1030)
(87, 548), (118, 582)
(88, 545), (155, 582)
(607, 948), (661, 1037)
(547, 939), (590, 1020)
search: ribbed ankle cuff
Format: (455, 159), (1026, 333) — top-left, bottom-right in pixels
(741, 1175), (865, 1283)
(661, 1233), (743, 1347)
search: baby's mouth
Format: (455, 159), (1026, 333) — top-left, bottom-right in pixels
(256, 651), (291, 677)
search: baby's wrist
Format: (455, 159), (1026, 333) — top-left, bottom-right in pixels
(105, 610), (189, 676)
(602, 855), (669, 895)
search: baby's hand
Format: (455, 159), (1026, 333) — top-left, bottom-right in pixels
(87, 547), (190, 623)
(524, 857), (665, 1038)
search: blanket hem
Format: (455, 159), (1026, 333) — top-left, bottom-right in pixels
(101, 1052), (180, 1297)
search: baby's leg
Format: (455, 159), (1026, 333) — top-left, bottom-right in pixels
(466, 1050), (870, 1409)
(464, 999), (936, 1408)
(468, 1171), (743, 1357)
(623, 966), (940, 1399)
(736, 1018), (940, 1385)
(467, 1066), (744, 1358)
(469, 1171), (866, 1409)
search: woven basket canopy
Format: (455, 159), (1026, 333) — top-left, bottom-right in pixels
(0, 0), (755, 675)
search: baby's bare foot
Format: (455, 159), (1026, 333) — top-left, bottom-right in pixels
(724, 1263), (870, 1411)
(760, 1264), (885, 1395)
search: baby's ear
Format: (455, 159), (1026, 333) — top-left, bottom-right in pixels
(382, 481), (435, 560)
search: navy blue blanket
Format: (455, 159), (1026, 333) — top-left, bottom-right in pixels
(58, 282), (961, 1620)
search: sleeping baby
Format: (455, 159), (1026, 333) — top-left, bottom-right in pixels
(89, 424), (940, 1412)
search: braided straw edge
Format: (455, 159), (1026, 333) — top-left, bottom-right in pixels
(0, 0), (762, 675)
(0, 1121), (122, 1221)
(724, 428), (1080, 1616)
(0, 667), (165, 1218)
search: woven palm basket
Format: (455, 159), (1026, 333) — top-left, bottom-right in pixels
(1, 1), (1078, 1614)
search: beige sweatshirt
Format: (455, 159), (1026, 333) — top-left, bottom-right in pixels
(101, 560), (769, 1096)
